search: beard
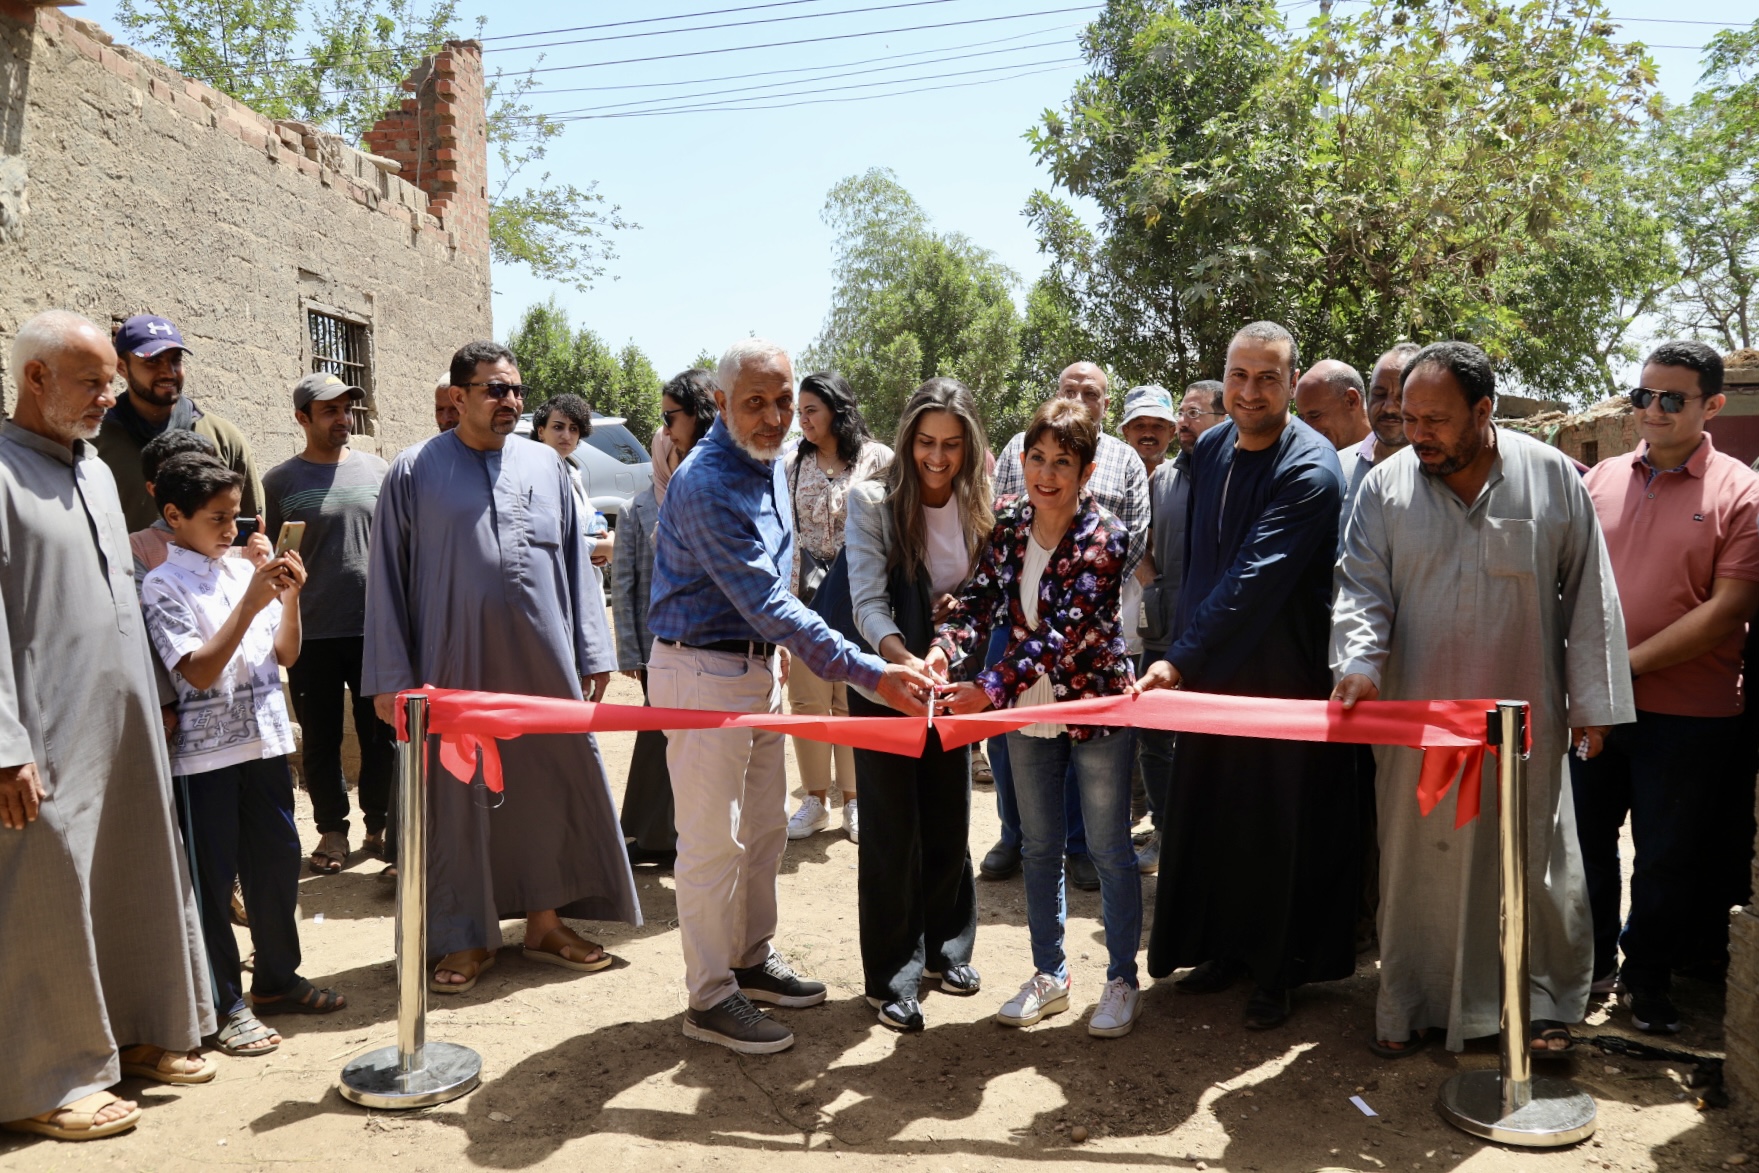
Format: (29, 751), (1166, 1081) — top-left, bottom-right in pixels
(126, 370), (182, 408)
(728, 415), (785, 462)
(44, 396), (103, 443)
(1415, 430), (1484, 477)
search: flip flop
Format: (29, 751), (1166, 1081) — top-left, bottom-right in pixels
(212, 1010), (279, 1057)
(429, 948), (496, 994)
(251, 976), (346, 1015)
(2, 1092), (141, 1140)
(1369, 1029), (1434, 1059)
(118, 1044), (217, 1084)
(523, 926), (613, 973)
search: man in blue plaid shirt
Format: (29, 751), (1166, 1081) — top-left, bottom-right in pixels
(648, 338), (933, 1056)
(981, 362), (1152, 889)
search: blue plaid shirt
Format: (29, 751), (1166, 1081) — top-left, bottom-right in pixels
(649, 417), (885, 690)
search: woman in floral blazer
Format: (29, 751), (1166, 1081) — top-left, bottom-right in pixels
(926, 399), (1144, 1040)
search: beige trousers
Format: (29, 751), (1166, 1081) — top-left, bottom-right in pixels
(648, 639), (787, 1011)
(786, 658), (855, 799)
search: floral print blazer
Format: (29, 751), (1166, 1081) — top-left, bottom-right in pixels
(932, 492), (1134, 741)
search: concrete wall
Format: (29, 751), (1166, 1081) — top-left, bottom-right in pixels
(0, 2), (492, 463)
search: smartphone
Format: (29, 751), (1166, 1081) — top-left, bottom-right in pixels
(231, 517), (260, 547)
(275, 521), (307, 556)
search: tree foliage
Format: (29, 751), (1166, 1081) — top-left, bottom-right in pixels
(804, 169), (1029, 442)
(1658, 20), (1759, 351)
(505, 297), (662, 443)
(1028, 0), (1667, 401)
(113, 0), (629, 291)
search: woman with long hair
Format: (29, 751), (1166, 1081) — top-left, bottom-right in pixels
(784, 371), (892, 843)
(928, 398), (1141, 1038)
(613, 369), (718, 861)
(844, 378), (994, 1030)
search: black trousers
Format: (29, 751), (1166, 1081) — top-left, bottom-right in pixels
(287, 635), (395, 838)
(177, 757), (303, 1018)
(852, 693), (978, 1003)
(1570, 711), (1745, 992)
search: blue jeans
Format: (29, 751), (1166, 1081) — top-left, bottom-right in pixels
(986, 626), (1087, 855)
(1007, 729), (1141, 985)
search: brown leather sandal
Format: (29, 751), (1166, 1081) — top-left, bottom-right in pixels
(522, 925), (613, 973)
(429, 947), (496, 994)
(2, 1091), (141, 1140)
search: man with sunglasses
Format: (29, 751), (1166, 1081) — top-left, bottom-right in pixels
(1577, 341), (1759, 1034)
(363, 341), (639, 997)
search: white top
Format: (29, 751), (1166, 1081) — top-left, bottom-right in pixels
(923, 497), (968, 597)
(1014, 536), (1064, 738)
(141, 544), (295, 775)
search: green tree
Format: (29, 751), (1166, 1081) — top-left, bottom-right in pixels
(1028, 0), (1662, 399)
(113, 0), (629, 290)
(805, 169), (1026, 442)
(1658, 19), (1759, 351)
(504, 298), (661, 443)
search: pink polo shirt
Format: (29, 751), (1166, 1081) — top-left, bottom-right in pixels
(1583, 434), (1759, 717)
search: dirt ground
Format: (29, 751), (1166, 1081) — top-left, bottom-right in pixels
(4, 669), (1756, 1173)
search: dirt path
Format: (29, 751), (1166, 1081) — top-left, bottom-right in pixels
(3, 670), (1754, 1172)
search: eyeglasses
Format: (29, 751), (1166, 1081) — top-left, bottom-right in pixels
(463, 381), (525, 399)
(1629, 387), (1702, 414)
(661, 408), (683, 425)
(1177, 408), (1226, 421)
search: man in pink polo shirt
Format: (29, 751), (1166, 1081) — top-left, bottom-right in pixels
(1578, 340), (1759, 1035)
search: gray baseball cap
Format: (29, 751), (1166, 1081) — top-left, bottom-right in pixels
(1120, 384), (1178, 427)
(293, 371), (364, 411)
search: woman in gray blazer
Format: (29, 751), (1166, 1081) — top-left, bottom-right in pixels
(845, 378), (994, 1031)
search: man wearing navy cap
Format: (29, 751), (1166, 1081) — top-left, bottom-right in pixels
(95, 314), (262, 531)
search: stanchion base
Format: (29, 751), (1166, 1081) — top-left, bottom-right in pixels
(339, 1042), (482, 1110)
(1437, 1070), (1597, 1147)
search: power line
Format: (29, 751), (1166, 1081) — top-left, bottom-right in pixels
(489, 0), (969, 55)
(529, 22), (1080, 97)
(544, 60), (1078, 121)
(479, 0), (877, 43)
(517, 52), (1083, 119)
(518, 5), (1103, 76)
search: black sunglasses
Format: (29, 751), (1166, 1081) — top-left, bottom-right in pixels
(463, 381), (525, 399)
(1628, 387), (1702, 414)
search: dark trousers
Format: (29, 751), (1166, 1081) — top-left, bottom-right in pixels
(1137, 650), (1175, 830)
(1570, 711), (1743, 993)
(853, 702), (978, 1004)
(287, 635), (394, 839)
(177, 756), (303, 1018)
(986, 626), (1088, 855)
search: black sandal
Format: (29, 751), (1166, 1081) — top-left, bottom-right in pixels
(1530, 1020), (1575, 1056)
(251, 977), (346, 1016)
(1370, 1029), (1434, 1059)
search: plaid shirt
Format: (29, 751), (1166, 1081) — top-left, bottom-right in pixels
(994, 429), (1149, 576)
(648, 417), (885, 690)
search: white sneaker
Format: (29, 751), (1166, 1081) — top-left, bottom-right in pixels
(844, 798), (860, 843)
(787, 796), (829, 839)
(996, 972), (1071, 1028)
(1088, 977), (1140, 1038)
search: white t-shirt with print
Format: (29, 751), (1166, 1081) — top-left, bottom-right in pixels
(141, 543), (295, 775)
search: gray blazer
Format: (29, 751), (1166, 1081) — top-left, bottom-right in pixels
(845, 479), (903, 655)
(611, 483), (659, 671)
(1143, 452), (1192, 657)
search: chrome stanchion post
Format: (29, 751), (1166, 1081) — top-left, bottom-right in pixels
(1438, 700), (1597, 1147)
(340, 693), (482, 1109)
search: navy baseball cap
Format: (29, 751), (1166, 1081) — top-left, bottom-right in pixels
(114, 314), (190, 359)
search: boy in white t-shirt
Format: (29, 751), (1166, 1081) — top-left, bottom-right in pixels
(139, 453), (346, 1058)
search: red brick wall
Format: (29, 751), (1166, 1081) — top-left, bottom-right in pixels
(363, 41), (490, 258)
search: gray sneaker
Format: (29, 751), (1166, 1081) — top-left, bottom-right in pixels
(1136, 830), (1161, 875)
(734, 951), (827, 1007)
(683, 992), (794, 1054)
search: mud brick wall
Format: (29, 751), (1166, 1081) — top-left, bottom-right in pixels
(0, 3), (492, 463)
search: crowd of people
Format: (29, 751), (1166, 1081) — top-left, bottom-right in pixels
(2, 304), (1755, 1139)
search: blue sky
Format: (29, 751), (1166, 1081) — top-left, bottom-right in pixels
(80, 0), (1757, 378)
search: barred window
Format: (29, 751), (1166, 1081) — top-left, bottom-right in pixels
(308, 309), (374, 434)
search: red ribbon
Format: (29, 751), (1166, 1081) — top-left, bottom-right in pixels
(396, 687), (1521, 826)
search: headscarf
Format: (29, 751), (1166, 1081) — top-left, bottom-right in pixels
(651, 426), (679, 507)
